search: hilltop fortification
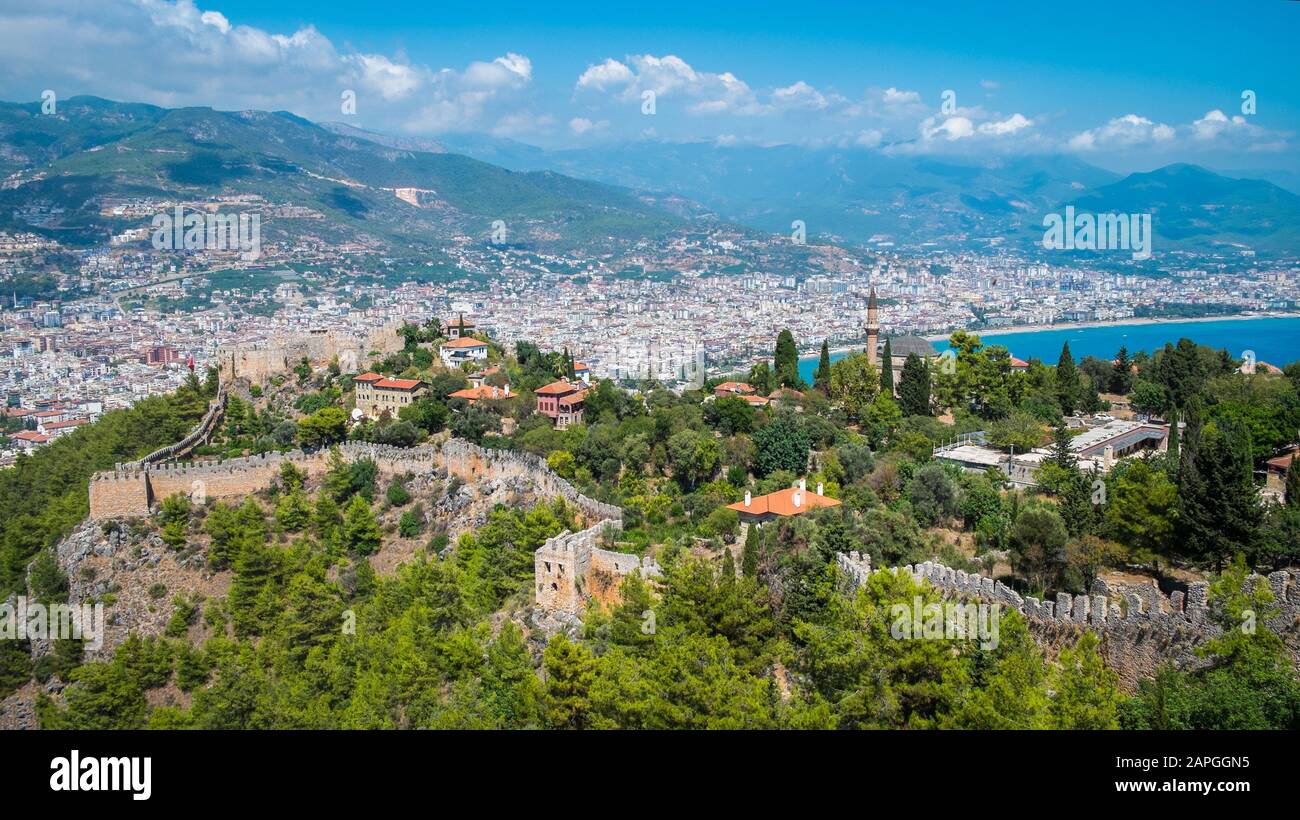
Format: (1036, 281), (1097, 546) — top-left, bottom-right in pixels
(835, 552), (1300, 692)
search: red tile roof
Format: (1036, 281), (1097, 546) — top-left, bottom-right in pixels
(374, 378), (424, 390)
(353, 372), (383, 383)
(727, 485), (841, 517)
(536, 380), (583, 396)
(43, 418), (87, 430)
(449, 385), (510, 402)
(442, 336), (488, 349)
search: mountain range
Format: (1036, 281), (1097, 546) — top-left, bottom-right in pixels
(1, 96), (1297, 259)
(425, 132), (1300, 255)
(0, 97), (682, 252)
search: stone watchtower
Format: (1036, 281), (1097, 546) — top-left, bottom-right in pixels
(866, 286), (879, 366)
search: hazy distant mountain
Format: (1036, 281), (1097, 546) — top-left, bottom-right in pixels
(319, 121), (448, 154)
(424, 136), (1123, 247)
(4, 100), (1296, 258)
(1065, 163), (1300, 252)
(1218, 168), (1300, 197)
(0, 97), (682, 251)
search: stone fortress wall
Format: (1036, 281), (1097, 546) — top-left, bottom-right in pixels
(89, 439), (620, 526)
(88, 433), (654, 618)
(533, 520), (662, 614)
(835, 552), (1300, 692)
(215, 322), (406, 385)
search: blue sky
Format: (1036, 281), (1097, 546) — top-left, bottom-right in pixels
(1, 0), (1296, 173)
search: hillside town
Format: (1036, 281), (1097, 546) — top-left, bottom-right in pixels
(4, 224), (1298, 464)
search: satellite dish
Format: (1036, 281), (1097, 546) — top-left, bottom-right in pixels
(350, 408), (364, 421)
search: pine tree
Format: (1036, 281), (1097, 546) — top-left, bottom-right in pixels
(1056, 341), (1081, 415)
(1176, 417), (1261, 569)
(275, 487), (312, 532)
(1110, 346), (1133, 394)
(342, 494), (382, 555)
(543, 634), (596, 729)
(1048, 631), (1122, 729)
(814, 340), (832, 391)
(1047, 421), (1077, 471)
(880, 338), (894, 395)
(898, 353), (931, 416)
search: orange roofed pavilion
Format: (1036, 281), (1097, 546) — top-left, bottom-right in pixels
(727, 480), (840, 523)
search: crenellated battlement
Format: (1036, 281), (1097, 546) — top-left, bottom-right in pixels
(88, 438), (622, 527)
(534, 519), (659, 615)
(834, 552), (1300, 692)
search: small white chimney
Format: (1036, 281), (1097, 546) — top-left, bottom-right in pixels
(504, 385), (511, 396)
(798, 478), (806, 492)
(816, 482), (824, 496)
(744, 491), (751, 508)
(793, 491), (802, 508)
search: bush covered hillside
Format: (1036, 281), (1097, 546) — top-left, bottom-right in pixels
(9, 326), (1300, 730)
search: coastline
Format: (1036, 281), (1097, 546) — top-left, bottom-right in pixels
(791, 312), (1300, 360)
(706, 312), (1300, 376)
(919, 311), (1300, 343)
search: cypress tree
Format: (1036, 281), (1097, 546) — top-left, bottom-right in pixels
(814, 340), (832, 391)
(741, 525), (760, 578)
(880, 338), (895, 394)
(1165, 407), (1180, 473)
(774, 329), (803, 389)
(1056, 341), (1081, 415)
(1287, 457), (1300, 510)
(898, 353), (931, 416)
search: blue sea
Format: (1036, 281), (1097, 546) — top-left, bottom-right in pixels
(796, 316), (1300, 383)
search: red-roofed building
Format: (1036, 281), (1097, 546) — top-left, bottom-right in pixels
(355, 373), (428, 420)
(10, 430), (53, 449)
(449, 384), (512, 405)
(38, 417), (88, 438)
(714, 381), (755, 398)
(727, 479), (840, 524)
(536, 379), (587, 429)
(439, 336), (489, 368)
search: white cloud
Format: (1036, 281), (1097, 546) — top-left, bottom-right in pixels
(854, 128), (883, 148)
(0, 0), (538, 135)
(199, 10), (230, 33)
(574, 53), (823, 116)
(576, 58), (635, 91)
(569, 116), (608, 135)
(1068, 114), (1175, 151)
(921, 115), (974, 141)
(772, 81), (828, 110)
(978, 113), (1032, 136)
(881, 87), (921, 106)
(345, 53), (426, 102)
